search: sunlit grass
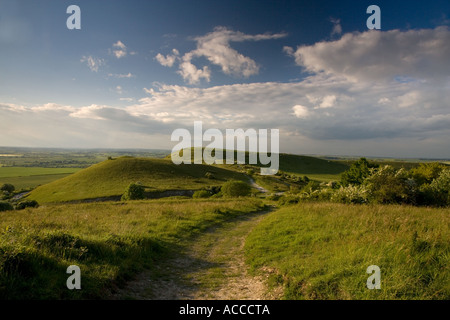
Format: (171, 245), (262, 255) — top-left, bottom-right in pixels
(0, 198), (265, 299)
(245, 202), (450, 300)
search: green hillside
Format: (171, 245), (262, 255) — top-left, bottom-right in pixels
(168, 149), (349, 177)
(27, 157), (248, 203)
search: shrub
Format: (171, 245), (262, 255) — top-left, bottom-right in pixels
(0, 201), (14, 212)
(205, 172), (215, 179)
(121, 183), (145, 201)
(0, 184), (15, 194)
(428, 169), (450, 206)
(340, 158), (377, 186)
(16, 200), (39, 210)
(410, 162), (446, 186)
(365, 166), (413, 204)
(193, 190), (211, 199)
(278, 194), (300, 205)
(331, 184), (370, 204)
(221, 180), (251, 197)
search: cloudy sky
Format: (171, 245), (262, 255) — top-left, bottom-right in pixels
(1, 0), (450, 158)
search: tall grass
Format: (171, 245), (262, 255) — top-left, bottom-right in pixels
(245, 202), (450, 300)
(0, 198), (265, 299)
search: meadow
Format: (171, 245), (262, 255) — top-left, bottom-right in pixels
(245, 202), (450, 300)
(0, 148), (448, 300)
(0, 198), (265, 299)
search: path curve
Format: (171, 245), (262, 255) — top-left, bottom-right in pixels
(110, 208), (282, 300)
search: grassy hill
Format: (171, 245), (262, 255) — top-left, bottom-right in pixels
(168, 149), (350, 179)
(27, 157), (248, 203)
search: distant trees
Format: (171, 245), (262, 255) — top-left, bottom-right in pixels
(121, 183), (145, 201)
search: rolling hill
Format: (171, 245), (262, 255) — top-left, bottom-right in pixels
(27, 157), (248, 203)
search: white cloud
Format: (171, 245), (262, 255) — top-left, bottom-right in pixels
(80, 55), (105, 72)
(112, 40), (128, 59)
(156, 27), (287, 84)
(285, 27), (450, 83)
(108, 72), (134, 78)
(292, 105), (310, 118)
(2, 27), (450, 157)
(317, 95), (337, 109)
(155, 49), (179, 67)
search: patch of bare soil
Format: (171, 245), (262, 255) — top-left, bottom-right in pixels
(109, 209), (283, 300)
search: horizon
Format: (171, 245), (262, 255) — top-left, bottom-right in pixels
(1, 0), (450, 158)
(1, 145), (449, 162)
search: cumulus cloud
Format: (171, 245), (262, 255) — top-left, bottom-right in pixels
(2, 27), (450, 157)
(155, 49), (179, 67)
(111, 41), (128, 59)
(80, 55), (105, 72)
(156, 26), (287, 84)
(285, 26), (450, 83)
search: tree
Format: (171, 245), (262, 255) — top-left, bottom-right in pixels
(340, 158), (377, 186)
(0, 184), (15, 194)
(221, 180), (251, 197)
(410, 162), (446, 186)
(121, 183), (145, 201)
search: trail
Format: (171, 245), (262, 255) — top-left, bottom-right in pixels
(110, 208), (282, 300)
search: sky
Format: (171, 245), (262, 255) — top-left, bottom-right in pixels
(1, 0), (450, 158)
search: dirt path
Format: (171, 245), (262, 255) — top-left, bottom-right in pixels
(110, 209), (282, 300)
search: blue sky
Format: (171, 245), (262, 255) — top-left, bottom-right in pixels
(1, 0), (450, 158)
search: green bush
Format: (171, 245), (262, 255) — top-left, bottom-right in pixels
(410, 162), (446, 186)
(0, 201), (14, 212)
(205, 172), (215, 179)
(0, 184), (15, 194)
(340, 158), (377, 186)
(428, 169), (450, 206)
(193, 190), (211, 199)
(331, 184), (370, 204)
(221, 180), (251, 197)
(121, 183), (145, 201)
(365, 166), (413, 204)
(16, 200), (39, 210)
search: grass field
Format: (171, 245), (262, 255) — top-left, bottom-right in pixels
(245, 202), (450, 300)
(0, 198), (265, 299)
(0, 167), (83, 191)
(27, 157), (249, 203)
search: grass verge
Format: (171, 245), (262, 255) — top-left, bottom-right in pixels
(245, 202), (450, 300)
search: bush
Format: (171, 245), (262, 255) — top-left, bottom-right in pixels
(221, 180), (251, 197)
(331, 184), (370, 204)
(410, 162), (446, 186)
(0, 201), (14, 212)
(205, 172), (215, 179)
(121, 183), (145, 201)
(428, 169), (450, 206)
(16, 200), (39, 210)
(365, 166), (413, 204)
(193, 190), (211, 199)
(0, 184), (15, 194)
(340, 158), (377, 186)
